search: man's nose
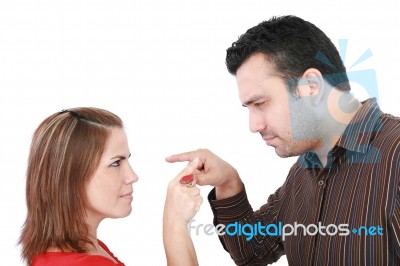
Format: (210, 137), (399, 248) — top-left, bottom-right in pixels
(249, 112), (267, 133)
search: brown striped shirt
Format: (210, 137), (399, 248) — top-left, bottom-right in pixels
(208, 98), (400, 265)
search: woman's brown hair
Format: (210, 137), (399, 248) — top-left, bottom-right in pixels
(19, 107), (123, 263)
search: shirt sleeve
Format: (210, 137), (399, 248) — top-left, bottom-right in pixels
(208, 184), (286, 265)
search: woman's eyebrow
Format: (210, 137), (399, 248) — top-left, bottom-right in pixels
(110, 153), (131, 160)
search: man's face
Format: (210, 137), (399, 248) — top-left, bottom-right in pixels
(236, 53), (320, 157)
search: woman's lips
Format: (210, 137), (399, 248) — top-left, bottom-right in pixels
(120, 191), (133, 199)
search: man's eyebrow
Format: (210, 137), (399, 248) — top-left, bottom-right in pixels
(110, 153), (131, 160)
(242, 95), (266, 107)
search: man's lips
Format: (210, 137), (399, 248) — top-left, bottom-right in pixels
(263, 136), (275, 141)
(262, 136), (276, 145)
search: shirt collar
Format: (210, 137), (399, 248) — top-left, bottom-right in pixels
(335, 98), (381, 153)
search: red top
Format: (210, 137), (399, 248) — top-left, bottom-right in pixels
(31, 240), (125, 266)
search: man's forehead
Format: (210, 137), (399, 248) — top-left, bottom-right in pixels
(237, 72), (286, 98)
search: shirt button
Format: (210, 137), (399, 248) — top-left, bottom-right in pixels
(318, 180), (324, 186)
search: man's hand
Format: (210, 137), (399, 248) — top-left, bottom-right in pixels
(166, 149), (243, 199)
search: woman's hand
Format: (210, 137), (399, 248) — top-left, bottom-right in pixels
(163, 158), (202, 266)
(164, 158), (203, 225)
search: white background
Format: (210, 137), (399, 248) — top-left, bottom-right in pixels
(1, 0), (399, 265)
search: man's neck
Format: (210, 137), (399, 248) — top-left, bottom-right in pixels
(314, 137), (339, 167)
(314, 91), (362, 167)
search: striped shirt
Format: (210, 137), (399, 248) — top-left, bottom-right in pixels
(208, 98), (400, 265)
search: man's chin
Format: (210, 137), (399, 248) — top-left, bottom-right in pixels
(274, 146), (296, 158)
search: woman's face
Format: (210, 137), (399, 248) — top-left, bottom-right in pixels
(85, 127), (138, 223)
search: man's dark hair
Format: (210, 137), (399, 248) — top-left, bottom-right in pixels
(226, 15), (350, 92)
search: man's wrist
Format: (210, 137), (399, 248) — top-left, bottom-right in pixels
(215, 173), (243, 200)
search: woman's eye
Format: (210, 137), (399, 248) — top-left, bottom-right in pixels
(111, 160), (120, 167)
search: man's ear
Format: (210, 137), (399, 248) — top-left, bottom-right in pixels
(297, 68), (324, 106)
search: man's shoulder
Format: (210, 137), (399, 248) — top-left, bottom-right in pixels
(374, 112), (400, 148)
(364, 112), (400, 167)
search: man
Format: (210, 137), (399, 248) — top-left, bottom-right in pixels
(166, 15), (400, 265)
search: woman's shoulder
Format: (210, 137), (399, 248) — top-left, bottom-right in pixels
(31, 245), (124, 266)
(97, 239), (125, 265)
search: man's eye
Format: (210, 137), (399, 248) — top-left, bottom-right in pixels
(111, 160), (120, 167)
(254, 102), (265, 108)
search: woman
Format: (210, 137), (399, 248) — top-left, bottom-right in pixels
(19, 107), (202, 265)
